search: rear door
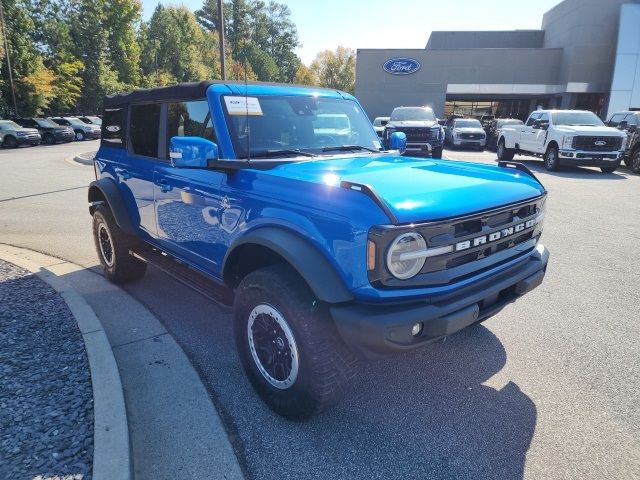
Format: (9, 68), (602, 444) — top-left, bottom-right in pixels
(153, 99), (226, 276)
(118, 103), (162, 238)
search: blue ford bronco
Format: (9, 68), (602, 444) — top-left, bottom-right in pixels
(89, 81), (549, 420)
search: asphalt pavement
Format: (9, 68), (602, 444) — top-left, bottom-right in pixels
(1, 142), (639, 479)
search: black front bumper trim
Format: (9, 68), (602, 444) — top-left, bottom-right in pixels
(331, 244), (549, 359)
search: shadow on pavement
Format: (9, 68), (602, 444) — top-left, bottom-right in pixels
(514, 158), (627, 180)
(121, 266), (537, 480)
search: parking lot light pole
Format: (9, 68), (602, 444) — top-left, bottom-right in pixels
(0, 0), (18, 116)
(218, 0), (226, 80)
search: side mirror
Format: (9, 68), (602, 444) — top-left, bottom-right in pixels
(169, 136), (219, 168)
(540, 122), (549, 130)
(381, 120), (388, 126)
(389, 131), (407, 154)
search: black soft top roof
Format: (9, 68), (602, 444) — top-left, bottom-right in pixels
(103, 81), (215, 108)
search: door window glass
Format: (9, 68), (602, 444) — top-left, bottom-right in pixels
(526, 113), (540, 126)
(166, 100), (215, 156)
(624, 114), (638, 126)
(130, 104), (160, 157)
(608, 113), (625, 126)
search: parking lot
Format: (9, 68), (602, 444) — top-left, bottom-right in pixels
(1, 142), (638, 479)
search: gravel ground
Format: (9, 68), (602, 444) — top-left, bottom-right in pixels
(0, 260), (93, 480)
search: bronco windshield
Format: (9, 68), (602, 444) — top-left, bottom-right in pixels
(223, 95), (381, 159)
(390, 107), (436, 122)
(552, 111), (604, 127)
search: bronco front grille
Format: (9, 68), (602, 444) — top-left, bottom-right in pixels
(572, 136), (622, 151)
(368, 196), (546, 288)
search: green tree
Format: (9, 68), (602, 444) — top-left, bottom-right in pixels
(104, 0), (142, 86)
(311, 46), (356, 94)
(293, 63), (317, 86)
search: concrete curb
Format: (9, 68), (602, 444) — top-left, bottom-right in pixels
(0, 244), (131, 480)
(72, 151), (96, 165)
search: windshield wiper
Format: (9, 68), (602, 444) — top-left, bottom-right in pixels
(249, 149), (317, 159)
(321, 144), (379, 153)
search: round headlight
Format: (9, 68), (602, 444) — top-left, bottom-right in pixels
(386, 232), (427, 280)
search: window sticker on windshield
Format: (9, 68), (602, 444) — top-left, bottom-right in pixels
(373, 140), (381, 149)
(224, 96), (263, 116)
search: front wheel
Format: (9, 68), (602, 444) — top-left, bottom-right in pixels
(234, 265), (357, 421)
(3, 135), (18, 148)
(92, 204), (146, 282)
(630, 150), (640, 174)
(431, 146), (443, 159)
(496, 139), (514, 161)
(544, 145), (560, 171)
(43, 133), (56, 145)
(75, 130), (85, 141)
(600, 165), (618, 173)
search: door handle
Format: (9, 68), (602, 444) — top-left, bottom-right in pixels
(157, 179), (172, 193)
(114, 167), (131, 180)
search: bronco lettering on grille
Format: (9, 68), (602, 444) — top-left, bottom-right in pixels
(455, 216), (542, 252)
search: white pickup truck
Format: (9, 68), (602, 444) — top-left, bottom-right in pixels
(497, 110), (627, 173)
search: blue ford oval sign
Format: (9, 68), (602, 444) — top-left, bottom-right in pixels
(383, 58), (421, 75)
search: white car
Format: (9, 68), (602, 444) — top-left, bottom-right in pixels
(444, 118), (486, 150)
(372, 116), (390, 138)
(497, 110), (627, 173)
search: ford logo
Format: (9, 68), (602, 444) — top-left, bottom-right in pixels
(594, 140), (606, 146)
(106, 125), (120, 132)
(383, 58), (421, 75)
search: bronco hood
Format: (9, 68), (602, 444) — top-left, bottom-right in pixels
(267, 155), (545, 224)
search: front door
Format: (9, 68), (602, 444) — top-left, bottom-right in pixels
(153, 99), (227, 277)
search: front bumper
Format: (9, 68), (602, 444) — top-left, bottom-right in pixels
(559, 149), (622, 166)
(55, 131), (75, 142)
(331, 244), (549, 359)
(405, 139), (444, 155)
(452, 137), (486, 147)
(17, 134), (41, 145)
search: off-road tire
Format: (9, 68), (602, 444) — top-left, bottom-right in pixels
(544, 144), (560, 171)
(75, 130), (85, 141)
(234, 264), (357, 421)
(92, 204), (146, 282)
(3, 135), (18, 148)
(630, 149), (640, 174)
(43, 133), (56, 145)
(496, 139), (514, 161)
(431, 146), (443, 159)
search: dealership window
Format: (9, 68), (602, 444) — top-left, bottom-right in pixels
(129, 104), (161, 158)
(166, 100), (216, 156)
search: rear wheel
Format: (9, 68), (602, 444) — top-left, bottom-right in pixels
(92, 204), (146, 282)
(431, 146), (443, 159)
(75, 130), (85, 141)
(496, 139), (514, 161)
(544, 145), (560, 171)
(631, 149), (640, 174)
(3, 135), (18, 148)
(43, 133), (56, 145)
(234, 264), (357, 421)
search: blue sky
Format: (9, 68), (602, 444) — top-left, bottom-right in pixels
(140, 0), (563, 64)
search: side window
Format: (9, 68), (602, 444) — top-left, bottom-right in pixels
(608, 113), (625, 126)
(101, 108), (125, 147)
(625, 114), (638, 126)
(166, 100), (215, 156)
(130, 103), (160, 158)
(526, 113), (540, 127)
(538, 113), (550, 124)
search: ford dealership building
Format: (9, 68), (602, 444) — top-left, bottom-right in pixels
(355, 0), (640, 121)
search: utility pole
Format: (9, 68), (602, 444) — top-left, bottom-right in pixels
(217, 0), (226, 80)
(0, 0), (18, 116)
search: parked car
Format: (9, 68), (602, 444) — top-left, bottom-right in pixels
(498, 110), (627, 173)
(12, 117), (75, 145)
(0, 120), (41, 148)
(78, 115), (102, 126)
(383, 106), (444, 157)
(485, 118), (524, 150)
(50, 116), (101, 141)
(606, 111), (640, 173)
(372, 116), (390, 138)
(88, 81), (549, 420)
(444, 118), (486, 150)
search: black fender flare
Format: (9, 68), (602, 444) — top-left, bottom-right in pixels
(222, 227), (354, 304)
(87, 178), (136, 235)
